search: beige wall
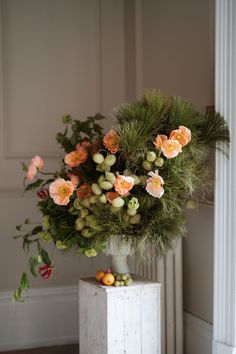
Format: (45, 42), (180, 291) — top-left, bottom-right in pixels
(0, 0), (215, 325)
(142, 0), (214, 324)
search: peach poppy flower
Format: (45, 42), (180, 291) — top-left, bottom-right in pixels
(26, 155), (44, 181)
(76, 183), (93, 199)
(67, 173), (80, 187)
(76, 141), (92, 150)
(49, 178), (74, 206)
(64, 146), (88, 168)
(145, 170), (164, 198)
(103, 130), (120, 154)
(106, 191), (119, 203)
(153, 134), (168, 150)
(161, 139), (182, 159)
(170, 126), (191, 147)
(114, 175), (134, 196)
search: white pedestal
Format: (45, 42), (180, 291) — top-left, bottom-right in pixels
(79, 276), (161, 354)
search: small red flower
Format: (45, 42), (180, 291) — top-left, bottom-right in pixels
(39, 264), (53, 279)
(37, 188), (49, 199)
(76, 183), (93, 199)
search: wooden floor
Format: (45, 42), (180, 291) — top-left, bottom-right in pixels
(0, 344), (79, 354)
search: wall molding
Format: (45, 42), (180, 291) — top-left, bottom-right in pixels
(0, 286), (79, 351)
(184, 312), (213, 354)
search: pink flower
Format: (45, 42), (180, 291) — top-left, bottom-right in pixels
(153, 135), (168, 150)
(145, 170), (164, 198)
(67, 173), (80, 187)
(49, 178), (74, 206)
(64, 146), (88, 168)
(114, 175), (134, 196)
(161, 139), (182, 159)
(170, 126), (191, 147)
(26, 155), (44, 181)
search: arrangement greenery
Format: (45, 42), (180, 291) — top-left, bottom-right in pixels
(13, 90), (229, 302)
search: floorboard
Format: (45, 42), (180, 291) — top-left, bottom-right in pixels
(0, 344), (79, 354)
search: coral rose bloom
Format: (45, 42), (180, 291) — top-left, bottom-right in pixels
(114, 175), (134, 196)
(76, 183), (93, 199)
(64, 146), (88, 168)
(146, 170), (164, 198)
(170, 126), (191, 147)
(103, 130), (120, 154)
(161, 139), (182, 159)
(153, 134), (168, 150)
(106, 191), (119, 203)
(49, 178), (74, 206)
(26, 155), (44, 181)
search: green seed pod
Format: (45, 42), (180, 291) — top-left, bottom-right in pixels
(100, 181), (113, 190)
(112, 197), (124, 208)
(130, 213), (141, 224)
(42, 215), (50, 228)
(127, 197), (139, 210)
(125, 278), (133, 286)
(81, 198), (90, 208)
(104, 154), (116, 167)
(147, 151), (157, 162)
(85, 248), (97, 257)
(130, 175), (140, 185)
(127, 208), (137, 216)
(56, 240), (67, 250)
(89, 195), (98, 204)
(114, 281), (120, 287)
(98, 175), (106, 184)
(155, 157), (164, 167)
(142, 160), (153, 171)
(105, 172), (116, 185)
(81, 228), (96, 238)
(80, 209), (89, 218)
(92, 183), (102, 195)
(120, 281), (125, 286)
(74, 197), (82, 210)
(75, 218), (85, 231)
(99, 194), (107, 204)
(100, 163), (111, 172)
(93, 153), (104, 164)
(121, 274), (128, 281)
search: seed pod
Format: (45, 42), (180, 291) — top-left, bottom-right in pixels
(142, 160), (153, 171)
(100, 181), (113, 190)
(147, 151), (157, 162)
(104, 154), (116, 167)
(127, 208), (137, 216)
(105, 172), (116, 184)
(92, 183), (102, 195)
(81, 228), (95, 238)
(75, 218), (85, 231)
(112, 197), (124, 208)
(99, 194), (107, 204)
(93, 153), (104, 164)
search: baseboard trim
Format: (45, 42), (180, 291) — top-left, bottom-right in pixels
(184, 311), (213, 354)
(0, 286), (79, 351)
(213, 340), (236, 354)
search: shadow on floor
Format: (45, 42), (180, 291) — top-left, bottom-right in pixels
(0, 344), (79, 354)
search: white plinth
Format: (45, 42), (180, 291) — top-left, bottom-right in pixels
(79, 276), (161, 354)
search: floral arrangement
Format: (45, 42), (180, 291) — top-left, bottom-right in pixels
(13, 90), (229, 302)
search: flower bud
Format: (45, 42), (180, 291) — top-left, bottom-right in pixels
(100, 181), (113, 190)
(127, 208), (137, 216)
(147, 151), (157, 162)
(74, 197), (82, 210)
(42, 215), (50, 228)
(56, 240), (67, 249)
(99, 194), (107, 204)
(81, 198), (90, 208)
(75, 218), (85, 231)
(104, 154), (116, 167)
(81, 228), (96, 238)
(105, 172), (116, 184)
(89, 195), (98, 204)
(92, 183), (102, 195)
(112, 197), (125, 208)
(98, 175), (106, 184)
(128, 197), (139, 210)
(130, 213), (141, 224)
(155, 157), (164, 167)
(39, 231), (52, 242)
(93, 153), (104, 164)
(85, 248), (97, 257)
(142, 160), (153, 171)
(100, 163), (111, 172)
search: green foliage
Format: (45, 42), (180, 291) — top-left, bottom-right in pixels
(12, 272), (29, 303)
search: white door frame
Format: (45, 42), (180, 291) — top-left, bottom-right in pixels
(213, 1), (236, 353)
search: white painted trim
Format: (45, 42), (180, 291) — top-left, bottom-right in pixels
(214, 0), (236, 352)
(0, 286), (79, 351)
(184, 312), (213, 354)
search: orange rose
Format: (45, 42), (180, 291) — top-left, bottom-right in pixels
(106, 191), (119, 203)
(103, 130), (120, 154)
(114, 175), (134, 196)
(153, 134), (168, 150)
(76, 183), (93, 199)
(161, 139), (182, 159)
(64, 146), (88, 168)
(170, 126), (191, 147)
